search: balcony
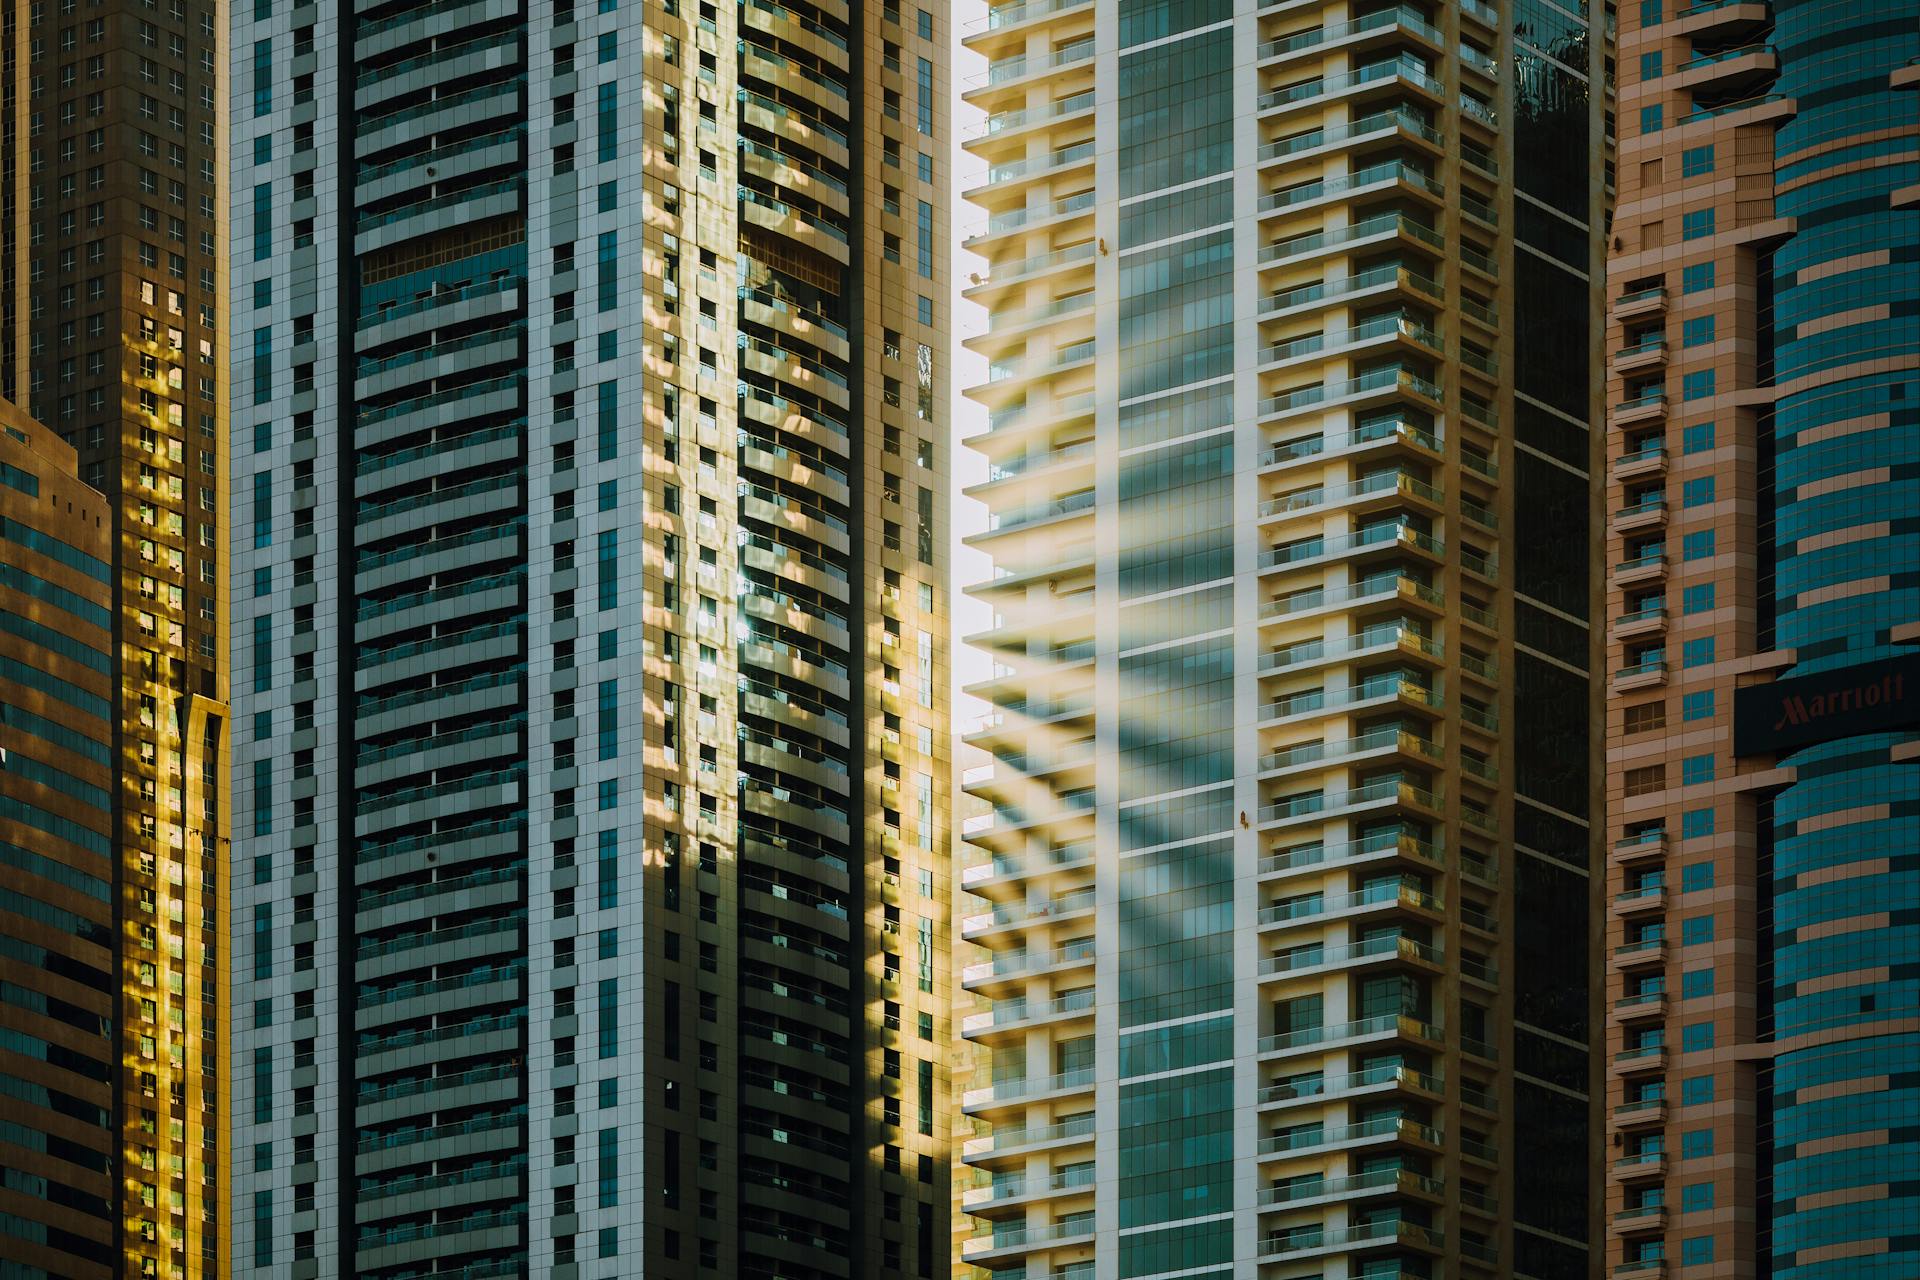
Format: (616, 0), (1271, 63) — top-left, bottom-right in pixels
(1258, 53), (1446, 117)
(1258, 674), (1443, 728)
(1258, 5), (1443, 64)
(968, 489), (1095, 545)
(1613, 1149), (1666, 1180)
(960, 840), (1098, 890)
(1259, 108), (1444, 169)
(1614, 1258), (1668, 1279)
(966, 40), (1096, 102)
(1260, 316), (1443, 373)
(1674, 41), (1777, 93)
(1257, 1113), (1444, 1159)
(1612, 493), (1667, 534)
(1262, 416), (1443, 472)
(1611, 935), (1666, 970)
(1614, 987), (1667, 1021)
(1260, 1220), (1444, 1262)
(1613, 880), (1667, 916)
(1258, 621), (1443, 678)
(1612, 286), (1667, 320)
(1257, 1061), (1444, 1108)
(962, 1066), (1096, 1113)
(1613, 335), (1668, 374)
(965, 190), (1096, 249)
(963, 0), (1095, 47)
(961, 988), (1096, 1039)
(1259, 879), (1443, 931)
(1259, 827), (1443, 880)
(1260, 933), (1444, 981)
(961, 1113), (1095, 1164)
(960, 939), (1095, 991)
(965, 240), (1097, 301)
(1262, 577), (1441, 634)
(1259, 160), (1445, 221)
(961, 1215), (1096, 1262)
(1258, 1168), (1445, 1210)
(960, 885), (1095, 939)
(1612, 391), (1667, 428)
(1257, 779), (1443, 832)
(1258, 1012), (1444, 1058)
(1612, 829), (1668, 862)
(1613, 442), (1667, 482)
(1259, 364), (1443, 426)
(1263, 265), (1444, 320)
(1613, 1202), (1667, 1233)
(1260, 211), (1443, 267)
(1259, 522), (1445, 577)
(1614, 1042), (1667, 1075)
(1615, 1092), (1668, 1127)
(1613, 658), (1666, 692)
(962, 1164), (1098, 1214)
(1611, 551), (1667, 588)
(1258, 726), (1441, 778)
(1674, 0), (1771, 37)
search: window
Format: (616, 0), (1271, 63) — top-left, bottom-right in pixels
(1680, 1129), (1714, 1158)
(1681, 316), (1715, 347)
(1681, 1022), (1714, 1051)
(1624, 701), (1666, 734)
(1681, 420), (1715, 452)
(1681, 584), (1715, 613)
(1681, 261), (1715, 293)
(1681, 369), (1716, 401)
(1681, 144), (1714, 176)
(1681, 807), (1715, 838)
(1681, 475), (1716, 505)
(1681, 690), (1716, 721)
(1681, 208), (1715, 240)
(1680, 1181), (1715, 1211)
(1680, 1076), (1715, 1107)
(1640, 0), (1661, 20)
(1640, 51), (1662, 78)
(1624, 765), (1665, 797)
(1681, 754), (1715, 786)
(1680, 915), (1715, 945)
(1639, 103), (1663, 133)
(1681, 637), (1714, 668)
(1681, 1237), (1715, 1265)
(1682, 529), (1716, 560)
(1681, 964), (1714, 994)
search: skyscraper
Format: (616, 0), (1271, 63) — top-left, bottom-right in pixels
(956, 1), (1606, 1277)
(0, 409), (116, 1280)
(228, 1), (950, 1276)
(0, 0), (229, 1274)
(1604, 4), (1919, 1275)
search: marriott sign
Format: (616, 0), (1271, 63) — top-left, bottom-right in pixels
(1733, 653), (1920, 757)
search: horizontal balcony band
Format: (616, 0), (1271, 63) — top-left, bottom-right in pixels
(961, 989), (1096, 1038)
(1259, 933), (1444, 979)
(1258, 1011), (1444, 1057)
(1258, 1062), (1444, 1109)
(1259, 6), (1442, 62)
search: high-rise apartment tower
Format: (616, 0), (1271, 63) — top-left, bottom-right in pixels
(0, 0), (229, 1275)
(227, 0), (950, 1276)
(0, 409), (117, 1280)
(956, 1), (1608, 1277)
(1604, 2), (1919, 1275)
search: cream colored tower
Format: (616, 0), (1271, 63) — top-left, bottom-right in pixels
(956, 0), (1608, 1277)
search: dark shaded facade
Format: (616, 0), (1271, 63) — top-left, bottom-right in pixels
(0, 407), (116, 1280)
